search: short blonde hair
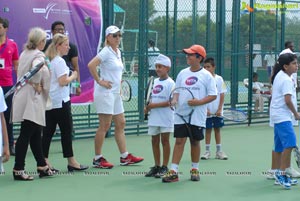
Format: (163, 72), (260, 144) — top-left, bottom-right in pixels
(25, 27), (46, 50)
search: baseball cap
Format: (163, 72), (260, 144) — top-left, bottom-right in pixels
(154, 54), (171, 68)
(183, 45), (206, 59)
(105, 25), (120, 36)
(279, 48), (295, 56)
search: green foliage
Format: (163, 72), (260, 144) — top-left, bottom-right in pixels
(239, 11), (279, 49)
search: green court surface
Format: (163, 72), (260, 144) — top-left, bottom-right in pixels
(1, 124), (300, 200)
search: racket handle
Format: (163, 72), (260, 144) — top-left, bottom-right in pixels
(144, 113), (148, 120)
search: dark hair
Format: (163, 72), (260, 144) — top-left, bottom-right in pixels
(149, 39), (155, 47)
(253, 72), (258, 78)
(0, 17), (9, 28)
(284, 41), (293, 49)
(271, 53), (297, 84)
(51, 21), (65, 31)
(204, 57), (215, 66)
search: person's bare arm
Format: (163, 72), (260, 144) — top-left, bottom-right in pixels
(1, 113), (10, 163)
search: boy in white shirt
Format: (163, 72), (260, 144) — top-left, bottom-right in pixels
(162, 45), (217, 183)
(0, 87), (10, 173)
(144, 54), (175, 178)
(201, 58), (228, 160)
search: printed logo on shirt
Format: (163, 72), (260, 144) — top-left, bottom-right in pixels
(185, 76), (198, 86)
(153, 85), (163, 94)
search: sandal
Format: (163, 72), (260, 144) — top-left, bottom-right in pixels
(13, 170), (34, 181)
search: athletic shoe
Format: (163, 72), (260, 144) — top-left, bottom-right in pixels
(266, 169), (275, 180)
(154, 166), (168, 178)
(274, 171), (291, 189)
(274, 176), (298, 186)
(190, 168), (200, 181)
(201, 151), (211, 160)
(145, 166), (160, 177)
(93, 157), (114, 169)
(285, 167), (300, 178)
(120, 153), (144, 166)
(215, 151), (228, 160)
(162, 170), (179, 183)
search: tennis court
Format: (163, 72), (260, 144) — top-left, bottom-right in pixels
(1, 124), (300, 200)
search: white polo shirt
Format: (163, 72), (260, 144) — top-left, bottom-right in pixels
(95, 46), (124, 95)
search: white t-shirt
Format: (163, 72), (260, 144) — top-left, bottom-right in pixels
(49, 56), (70, 109)
(95, 46), (124, 94)
(148, 47), (160, 70)
(270, 70), (297, 125)
(175, 67), (217, 127)
(0, 87), (7, 157)
(264, 53), (276, 67)
(207, 74), (227, 115)
(148, 77), (175, 127)
(253, 81), (264, 91)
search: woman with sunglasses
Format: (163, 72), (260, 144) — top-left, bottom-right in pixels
(88, 25), (143, 169)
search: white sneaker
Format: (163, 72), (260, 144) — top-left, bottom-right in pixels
(285, 167), (300, 178)
(266, 169), (275, 180)
(201, 151), (211, 160)
(215, 151), (228, 160)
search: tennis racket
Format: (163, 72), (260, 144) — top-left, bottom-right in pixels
(144, 76), (154, 120)
(169, 87), (195, 139)
(120, 80), (132, 102)
(294, 146), (300, 168)
(5, 62), (44, 99)
(221, 109), (247, 122)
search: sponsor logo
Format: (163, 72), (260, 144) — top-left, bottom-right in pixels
(32, 2), (72, 19)
(185, 76), (198, 86)
(153, 85), (163, 94)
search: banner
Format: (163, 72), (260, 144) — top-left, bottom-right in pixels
(0, 0), (102, 104)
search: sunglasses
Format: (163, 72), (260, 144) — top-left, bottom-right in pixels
(112, 33), (122, 38)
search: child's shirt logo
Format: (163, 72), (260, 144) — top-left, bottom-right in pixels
(185, 77), (198, 86)
(153, 85), (163, 94)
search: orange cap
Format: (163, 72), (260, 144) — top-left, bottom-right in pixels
(183, 45), (206, 59)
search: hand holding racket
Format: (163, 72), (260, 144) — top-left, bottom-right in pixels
(169, 87), (195, 139)
(144, 76), (154, 120)
(5, 62), (44, 99)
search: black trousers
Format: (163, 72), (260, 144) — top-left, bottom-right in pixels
(2, 86), (14, 146)
(14, 120), (47, 170)
(42, 101), (74, 158)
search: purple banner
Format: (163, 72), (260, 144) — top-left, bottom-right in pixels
(1, 0), (102, 104)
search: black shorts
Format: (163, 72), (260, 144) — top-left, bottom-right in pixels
(174, 124), (204, 141)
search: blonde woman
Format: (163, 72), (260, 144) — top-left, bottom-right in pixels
(12, 27), (54, 181)
(88, 25), (143, 168)
(43, 33), (88, 171)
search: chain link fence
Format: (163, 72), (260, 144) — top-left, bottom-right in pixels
(15, 0), (299, 138)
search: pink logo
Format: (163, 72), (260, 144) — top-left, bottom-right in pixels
(185, 77), (198, 85)
(153, 85), (163, 94)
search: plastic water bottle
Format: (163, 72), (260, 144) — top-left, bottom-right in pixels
(70, 80), (79, 95)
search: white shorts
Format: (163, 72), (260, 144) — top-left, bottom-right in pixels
(94, 92), (124, 115)
(148, 126), (174, 136)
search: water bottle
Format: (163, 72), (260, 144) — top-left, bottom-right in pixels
(70, 80), (79, 95)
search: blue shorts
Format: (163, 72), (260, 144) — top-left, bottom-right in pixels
(206, 117), (224, 129)
(274, 121), (296, 153)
